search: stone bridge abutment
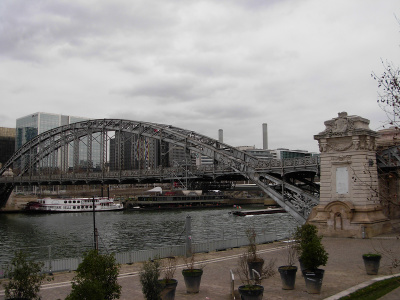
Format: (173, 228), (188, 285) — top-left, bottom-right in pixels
(309, 112), (391, 238)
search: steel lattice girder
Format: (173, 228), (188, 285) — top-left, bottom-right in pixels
(0, 119), (320, 222)
(377, 146), (400, 169)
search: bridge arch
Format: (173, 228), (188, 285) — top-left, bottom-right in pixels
(0, 119), (319, 223)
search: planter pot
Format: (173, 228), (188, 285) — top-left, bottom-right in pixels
(278, 265), (298, 290)
(238, 284), (264, 300)
(363, 254), (381, 275)
(302, 268), (324, 294)
(247, 258), (264, 280)
(158, 279), (178, 300)
(182, 269), (203, 293)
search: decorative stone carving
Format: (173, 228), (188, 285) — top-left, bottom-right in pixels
(315, 112), (377, 139)
(322, 112), (355, 136)
(326, 138), (354, 152)
(331, 155), (352, 163)
(319, 141), (327, 153)
(332, 112), (353, 133)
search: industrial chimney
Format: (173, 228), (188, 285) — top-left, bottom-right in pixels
(218, 129), (223, 143)
(262, 123), (268, 149)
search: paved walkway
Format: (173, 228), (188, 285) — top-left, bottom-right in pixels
(2, 233), (400, 300)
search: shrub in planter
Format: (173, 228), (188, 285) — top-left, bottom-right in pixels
(245, 227), (265, 279)
(181, 269), (203, 294)
(140, 259), (163, 300)
(236, 252), (275, 300)
(159, 257), (178, 300)
(294, 224), (328, 270)
(182, 251), (204, 294)
(294, 224), (328, 294)
(278, 266), (298, 290)
(278, 237), (298, 290)
(363, 253), (382, 275)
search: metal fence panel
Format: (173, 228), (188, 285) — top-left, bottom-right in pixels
(2, 233), (280, 275)
(42, 257), (82, 273)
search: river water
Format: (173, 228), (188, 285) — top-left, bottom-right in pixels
(0, 206), (299, 265)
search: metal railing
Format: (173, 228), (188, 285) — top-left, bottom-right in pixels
(1, 231), (278, 277)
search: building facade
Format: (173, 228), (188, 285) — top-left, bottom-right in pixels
(0, 127), (16, 168)
(16, 112), (100, 171)
(237, 146), (274, 160)
(109, 132), (173, 171)
(269, 148), (314, 159)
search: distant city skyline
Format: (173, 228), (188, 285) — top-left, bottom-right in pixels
(10, 111), (315, 153)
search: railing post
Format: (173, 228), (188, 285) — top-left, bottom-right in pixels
(236, 229), (239, 248)
(230, 269), (235, 299)
(48, 245), (52, 275)
(185, 215), (192, 257)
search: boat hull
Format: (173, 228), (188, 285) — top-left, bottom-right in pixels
(25, 197), (124, 213)
(230, 208), (286, 216)
(129, 194), (230, 210)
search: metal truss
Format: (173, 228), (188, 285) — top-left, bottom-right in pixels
(377, 146), (400, 170)
(0, 119), (320, 222)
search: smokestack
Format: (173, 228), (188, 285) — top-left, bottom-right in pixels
(262, 123), (268, 149)
(218, 129), (223, 143)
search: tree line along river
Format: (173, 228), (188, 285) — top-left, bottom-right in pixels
(0, 206), (299, 266)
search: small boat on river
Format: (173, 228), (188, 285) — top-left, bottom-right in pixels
(230, 207), (286, 216)
(25, 197), (124, 213)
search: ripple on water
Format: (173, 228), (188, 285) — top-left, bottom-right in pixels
(0, 206), (299, 265)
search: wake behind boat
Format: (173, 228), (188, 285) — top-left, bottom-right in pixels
(25, 197), (124, 213)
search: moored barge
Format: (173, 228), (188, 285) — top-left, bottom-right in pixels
(230, 207), (286, 216)
(129, 194), (230, 210)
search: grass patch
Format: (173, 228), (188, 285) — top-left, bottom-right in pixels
(340, 276), (400, 300)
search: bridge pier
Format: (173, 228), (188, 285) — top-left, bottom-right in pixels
(310, 112), (391, 238)
(0, 183), (14, 209)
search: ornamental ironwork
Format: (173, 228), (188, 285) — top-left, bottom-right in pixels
(0, 119), (320, 223)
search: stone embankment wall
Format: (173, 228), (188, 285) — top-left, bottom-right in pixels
(2, 194), (36, 211)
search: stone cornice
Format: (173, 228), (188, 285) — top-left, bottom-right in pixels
(314, 112), (378, 140)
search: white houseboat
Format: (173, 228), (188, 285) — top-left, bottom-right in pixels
(25, 197), (124, 213)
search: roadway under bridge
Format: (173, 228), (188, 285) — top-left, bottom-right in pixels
(0, 119), (321, 223)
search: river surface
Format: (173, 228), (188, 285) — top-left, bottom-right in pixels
(0, 206), (299, 265)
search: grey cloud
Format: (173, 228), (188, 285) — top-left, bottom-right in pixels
(0, 0), (179, 61)
(1, 0), (399, 153)
(162, 54), (265, 79)
(10, 84), (35, 94)
(112, 76), (232, 101)
(193, 103), (260, 121)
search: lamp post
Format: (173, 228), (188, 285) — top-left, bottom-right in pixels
(92, 196), (98, 250)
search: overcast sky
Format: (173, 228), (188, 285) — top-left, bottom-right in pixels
(1, 0), (399, 153)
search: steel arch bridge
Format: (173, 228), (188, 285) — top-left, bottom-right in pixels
(0, 119), (320, 223)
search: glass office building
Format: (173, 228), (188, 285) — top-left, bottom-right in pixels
(16, 112), (100, 171)
(16, 113), (71, 149)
